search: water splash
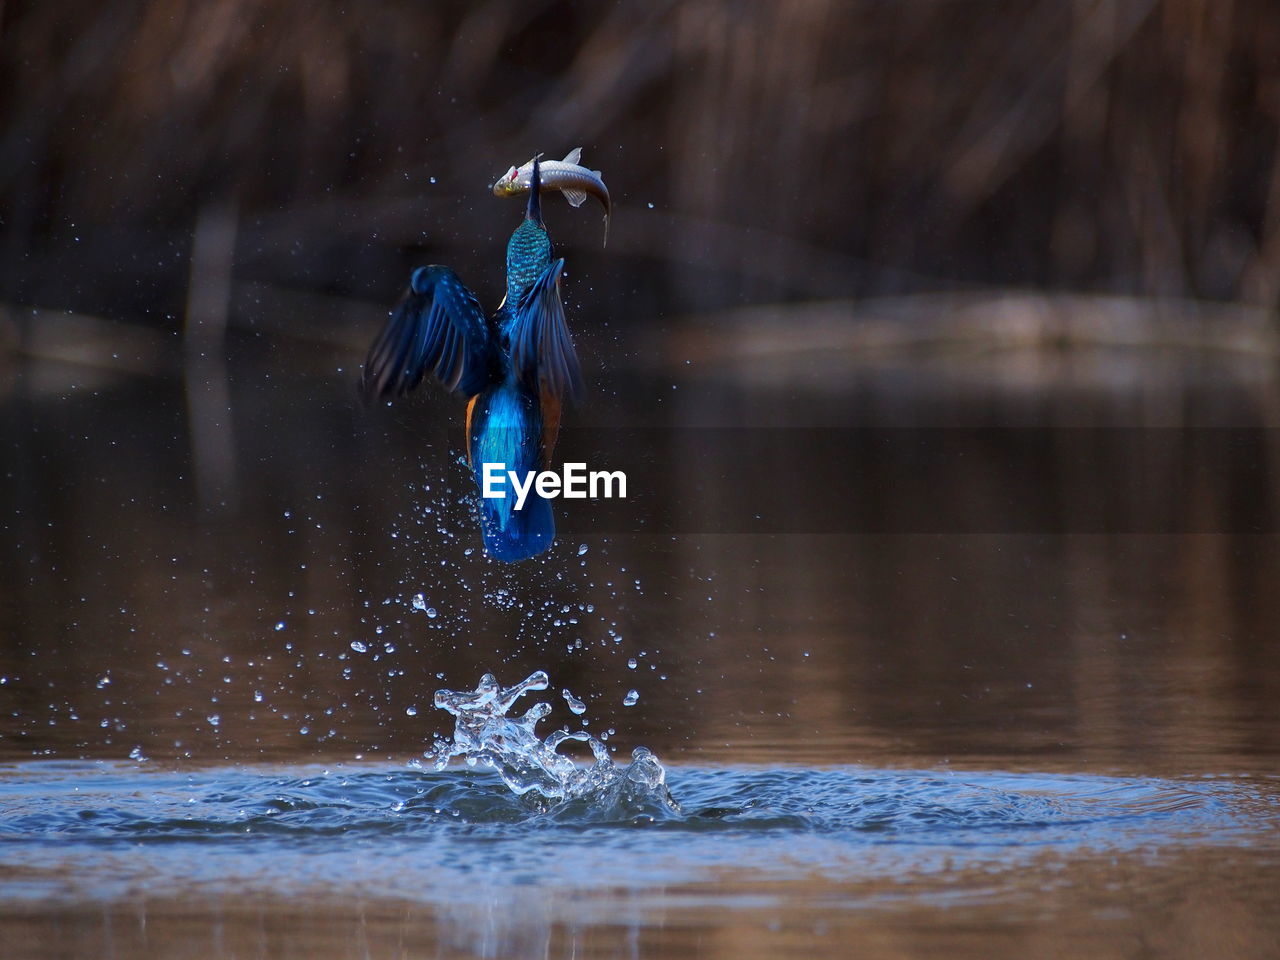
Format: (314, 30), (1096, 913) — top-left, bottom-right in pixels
(428, 671), (676, 812)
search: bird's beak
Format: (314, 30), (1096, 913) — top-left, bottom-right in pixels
(525, 156), (542, 226)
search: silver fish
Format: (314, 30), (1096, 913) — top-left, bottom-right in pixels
(493, 148), (611, 246)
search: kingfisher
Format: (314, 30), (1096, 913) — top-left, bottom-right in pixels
(361, 159), (583, 562)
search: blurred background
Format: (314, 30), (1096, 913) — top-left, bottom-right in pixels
(6, 0), (1280, 325)
(2, 0), (1280, 771)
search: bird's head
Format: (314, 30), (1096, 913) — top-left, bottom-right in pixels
(524, 156), (543, 227)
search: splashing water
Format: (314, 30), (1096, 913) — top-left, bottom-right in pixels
(427, 671), (676, 812)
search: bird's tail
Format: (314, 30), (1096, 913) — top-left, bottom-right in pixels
(477, 490), (554, 562)
(468, 389), (556, 562)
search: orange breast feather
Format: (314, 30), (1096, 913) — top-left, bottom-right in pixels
(464, 394), (478, 465)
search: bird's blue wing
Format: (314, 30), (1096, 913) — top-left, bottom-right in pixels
(361, 265), (495, 400)
(509, 258), (584, 403)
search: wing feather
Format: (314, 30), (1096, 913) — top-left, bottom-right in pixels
(509, 259), (584, 404)
(360, 266), (495, 401)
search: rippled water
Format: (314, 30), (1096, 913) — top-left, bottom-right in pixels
(4, 758), (1278, 959)
(3, 761), (1272, 906)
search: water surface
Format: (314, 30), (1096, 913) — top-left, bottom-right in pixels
(3, 341), (1280, 958)
(1, 760), (1275, 959)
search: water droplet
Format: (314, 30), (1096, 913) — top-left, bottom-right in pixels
(561, 689), (587, 715)
(411, 594), (427, 612)
(350, 640), (368, 653)
(647, 202), (655, 209)
(627, 658), (637, 669)
(274, 621), (286, 632)
(577, 544), (589, 556)
(206, 714), (221, 727)
(128, 746), (146, 761)
(623, 690), (640, 707)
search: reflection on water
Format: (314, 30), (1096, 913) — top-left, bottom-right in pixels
(2, 339), (1280, 958)
(2, 352), (1279, 772)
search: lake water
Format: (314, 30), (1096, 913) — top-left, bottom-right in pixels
(2, 330), (1279, 958)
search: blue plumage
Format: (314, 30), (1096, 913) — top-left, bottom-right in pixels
(361, 159), (582, 562)
(468, 388), (554, 562)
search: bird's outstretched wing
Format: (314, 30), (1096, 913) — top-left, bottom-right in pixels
(509, 258), (583, 403)
(361, 265), (496, 401)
